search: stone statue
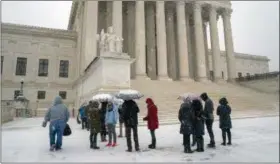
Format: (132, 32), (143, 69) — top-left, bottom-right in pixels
(106, 26), (116, 52)
(115, 36), (123, 53)
(99, 29), (107, 51)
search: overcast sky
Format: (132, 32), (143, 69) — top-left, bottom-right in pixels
(1, 1), (279, 71)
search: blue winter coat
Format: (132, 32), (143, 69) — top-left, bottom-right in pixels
(79, 106), (87, 119)
(105, 104), (119, 125)
(44, 96), (69, 123)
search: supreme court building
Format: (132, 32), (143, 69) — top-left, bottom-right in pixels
(1, 1), (269, 112)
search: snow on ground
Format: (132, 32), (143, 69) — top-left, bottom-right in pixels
(1, 116), (279, 162)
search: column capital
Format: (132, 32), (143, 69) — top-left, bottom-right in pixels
(192, 2), (202, 11)
(176, 1), (185, 5)
(222, 8), (233, 18)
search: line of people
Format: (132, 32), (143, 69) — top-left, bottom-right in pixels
(43, 93), (232, 153)
(179, 92), (232, 153)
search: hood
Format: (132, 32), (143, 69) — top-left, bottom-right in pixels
(219, 97), (228, 106)
(146, 98), (154, 105)
(53, 96), (63, 106)
(92, 101), (99, 108)
(200, 92), (208, 101)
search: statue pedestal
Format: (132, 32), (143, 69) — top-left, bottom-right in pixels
(99, 51), (135, 90)
(76, 51), (135, 103)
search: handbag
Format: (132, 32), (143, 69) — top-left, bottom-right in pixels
(63, 123), (72, 136)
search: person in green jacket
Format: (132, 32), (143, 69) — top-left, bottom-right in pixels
(86, 101), (101, 149)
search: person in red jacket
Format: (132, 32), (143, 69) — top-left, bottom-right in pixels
(143, 98), (159, 149)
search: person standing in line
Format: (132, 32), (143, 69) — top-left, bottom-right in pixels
(200, 92), (216, 148)
(78, 104), (88, 130)
(217, 97), (232, 146)
(123, 99), (140, 152)
(118, 104), (125, 138)
(87, 101), (101, 149)
(178, 97), (194, 153)
(143, 98), (159, 149)
(42, 96), (70, 151)
(100, 102), (108, 142)
(192, 99), (205, 152)
(105, 102), (118, 147)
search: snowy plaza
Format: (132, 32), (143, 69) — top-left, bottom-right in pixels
(1, 116), (279, 162)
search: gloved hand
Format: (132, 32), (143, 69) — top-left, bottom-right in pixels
(42, 121), (47, 127)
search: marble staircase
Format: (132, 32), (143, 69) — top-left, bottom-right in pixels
(131, 78), (279, 125)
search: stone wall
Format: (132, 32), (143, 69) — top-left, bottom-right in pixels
(1, 100), (14, 124)
(1, 23), (77, 111)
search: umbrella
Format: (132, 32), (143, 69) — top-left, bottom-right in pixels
(178, 93), (201, 101)
(113, 98), (124, 106)
(115, 89), (144, 100)
(92, 93), (114, 102)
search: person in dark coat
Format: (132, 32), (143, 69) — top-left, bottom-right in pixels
(100, 102), (108, 142)
(217, 97), (232, 146)
(200, 92), (216, 148)
(192, 99), (205, 152)
(143, 98), (159, 149)
(178, 97), (194, 153)
(118, 104), (125, 138)
(86, 101), (101, 149)
(123, 99), (140, 152)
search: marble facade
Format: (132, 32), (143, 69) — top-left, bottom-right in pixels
(1, 1), (270, 113)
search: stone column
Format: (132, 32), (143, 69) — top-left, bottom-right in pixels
(156, 1), (170, 80)
(209, 5), (222, 82)
(222, 9), (236, 82)
(81, 1), (98, 69)
(176, 1), (191, 81)
(145, 3), (157, 80)
(166, 6), (177, 80)
(186, 14), (195, 79)
(112, 1), (122, 37)
(193, 2), (208, 82)
(203, 22), (210, 80)
(135, 1), (147, 77)
(127, 2), (136, 78)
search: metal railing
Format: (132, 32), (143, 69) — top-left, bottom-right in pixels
(235, 71), (280, 82)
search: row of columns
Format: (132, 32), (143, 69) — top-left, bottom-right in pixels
(82, 1), (236, 82)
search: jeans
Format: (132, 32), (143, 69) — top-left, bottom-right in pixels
(49, 119), (66, 148)
(206, 119), (215, 144)
(150, 129), (156, 146)
(107, 124), (117, 144)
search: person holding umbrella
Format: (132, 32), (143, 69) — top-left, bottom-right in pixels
(115, 89), (143, 152)
(122, 99), (140, 152)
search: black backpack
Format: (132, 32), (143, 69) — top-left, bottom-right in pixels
(63, 124), (72, 136)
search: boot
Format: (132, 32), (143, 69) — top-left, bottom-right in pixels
(227, 132), (232, 145)
(149, 139), (156, 149)
(93, 146), (100, 149)
(184, 144), (193, 153)
(207, 141), (216, 148)
(222, 132), (226, 146)
(50, 144), (56, 151)
(126, 149), (132, 152)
